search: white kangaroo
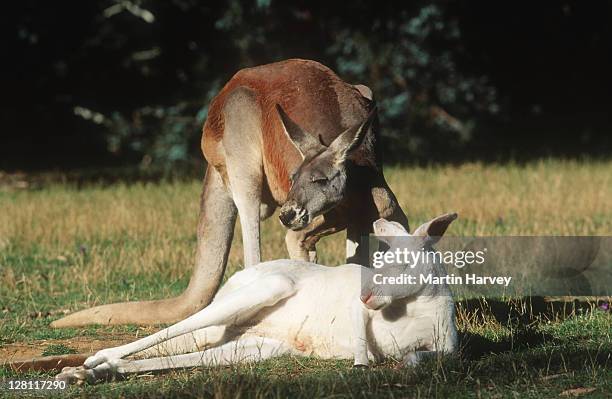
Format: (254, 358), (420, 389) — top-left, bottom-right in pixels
(56, 213), (458, 384)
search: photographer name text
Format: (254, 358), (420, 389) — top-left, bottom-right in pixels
(373, 273), (512, 287)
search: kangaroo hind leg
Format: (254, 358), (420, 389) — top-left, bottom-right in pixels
(57, 337), (294, 384)
(82, 273), (296, 369)
(135, 325), (227, 358)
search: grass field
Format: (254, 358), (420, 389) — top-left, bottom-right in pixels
(0, 159), (611, 398)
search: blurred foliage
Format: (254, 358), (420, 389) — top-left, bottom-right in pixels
(93, 0), (498, 168)
(324, 3), (498, 158)
(4, 0), (611, 171)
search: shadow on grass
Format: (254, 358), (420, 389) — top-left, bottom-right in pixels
(457, 296), (609, 361)
(459, 296), (600, 323)
(459, 328), (552, 360)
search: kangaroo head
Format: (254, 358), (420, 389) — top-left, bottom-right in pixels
(276, 104), (376, 230)
(363, 213), (458, 309)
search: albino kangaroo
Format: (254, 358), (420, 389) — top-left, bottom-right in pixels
(56, 214), (458, 385)
(52, 59), (408, 328)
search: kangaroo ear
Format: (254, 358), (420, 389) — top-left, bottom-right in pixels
(328, 106), (377, 165)
(373, 218), (408, 246)
(276, 104), (325, 159)
(413, 213), (458, 245)
(353, 84), (374, 102)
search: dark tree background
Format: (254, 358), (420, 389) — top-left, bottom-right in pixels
(2, 0), (611, 172)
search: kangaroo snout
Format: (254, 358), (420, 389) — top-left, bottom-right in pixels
(279, 208), (296, 227)
(279, 203), (309, 230)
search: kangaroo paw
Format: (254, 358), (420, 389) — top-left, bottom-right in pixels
(84, 349), (120, 369)
(55, 366), (97, 385)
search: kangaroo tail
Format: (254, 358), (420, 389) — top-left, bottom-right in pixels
(51, 167), (237, 327)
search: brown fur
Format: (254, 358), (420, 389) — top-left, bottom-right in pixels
(202, 59), (369, 202)
(51, 59), (407, 328)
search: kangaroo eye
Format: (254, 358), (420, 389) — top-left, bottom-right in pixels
(312, 176), (328, 183)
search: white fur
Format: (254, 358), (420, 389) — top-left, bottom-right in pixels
(56, 217), (457, 384)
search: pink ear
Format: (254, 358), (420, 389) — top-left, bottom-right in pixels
(373, 219), (407, 237)
(373, 218), (408, 246)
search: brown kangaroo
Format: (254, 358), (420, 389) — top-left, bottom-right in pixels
(51, 59), (408, 328)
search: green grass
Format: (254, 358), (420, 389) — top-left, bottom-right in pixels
(0, 159), (611, 398)
(41, 344), (77, 357)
